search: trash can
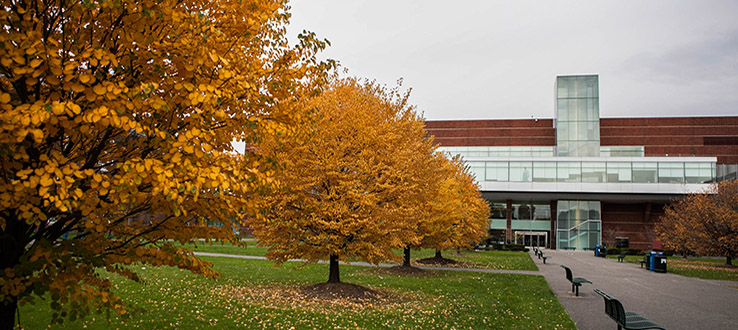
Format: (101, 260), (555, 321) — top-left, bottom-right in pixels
(595, 245), (600, 257)
(649, 251), (657, 271)
(654, 253), (667, 273)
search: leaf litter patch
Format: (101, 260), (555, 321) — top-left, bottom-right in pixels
(213, 281), (431, 312)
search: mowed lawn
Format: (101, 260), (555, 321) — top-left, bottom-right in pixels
(616, 255), (738, 282)
(18, 251), (575, 329)
(184, 241), (538, 271)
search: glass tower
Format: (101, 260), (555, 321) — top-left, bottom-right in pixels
(555, 75), (600, 157)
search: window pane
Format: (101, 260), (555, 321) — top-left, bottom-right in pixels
(533, 162), (556, 182)
(490, 202), (507, 219)
(658, 162), (684, 183)
(632, 162), (657, 183)
(581, 162), (606, 182)
(557, 162), (581, 182)
(510, 162), (532, 182)
(468, 162), (485, 182)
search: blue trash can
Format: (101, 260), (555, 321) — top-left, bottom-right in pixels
(595, 245), (600, 257)
(649, 251), (657, 271)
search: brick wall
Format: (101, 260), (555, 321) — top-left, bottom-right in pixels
(425, 119), (555, 146)
(600, 202), (666, 251)
(600, 117), (738, 164)
(425, 116), (738, 164)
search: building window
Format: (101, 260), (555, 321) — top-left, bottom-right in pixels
(510, 162), (533, 182)
(557, 162), (581, 182)
(468, 161), (485, 182)
(557, 200), (601, 250)
(684, 162), (713, 184)
(606, 162), (632, 182)
(490, 202), (507, 219)
(632, 162), (657, 183)
(485, 162), (509, 182)
(532, 162), (557, 182)
(581, 162), (606, 183)
(658, 162), (684, 184)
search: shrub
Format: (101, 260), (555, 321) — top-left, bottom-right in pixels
(490, 243), (529, 252)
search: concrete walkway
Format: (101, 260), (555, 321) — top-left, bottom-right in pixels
(532, 249), (738, 330)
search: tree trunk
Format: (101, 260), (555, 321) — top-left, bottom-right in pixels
(328, 254), (340, 283)
(727, 256), (733, 266)
(403, 247), (411, 267)
(434, 249), (442, 259)
(0, 298), (18, 330)
(0, 229), (25, 330)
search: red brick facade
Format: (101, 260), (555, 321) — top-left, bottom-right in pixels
(600, 202), (666, 250)
(425, 119), (555, 147)
(425, 116), (738, 164)
(600, 117), (738, 164)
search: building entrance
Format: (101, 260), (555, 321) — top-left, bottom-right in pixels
(514, 231), (548, 248)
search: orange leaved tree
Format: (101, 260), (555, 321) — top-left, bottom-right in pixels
(0, 0), (329, 327)
(413, 154), (490, 261)
(656, 180), (738, 265)
(251, 77), (436, 283)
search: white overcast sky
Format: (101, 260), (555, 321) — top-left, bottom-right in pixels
(286, 0), (738, 120)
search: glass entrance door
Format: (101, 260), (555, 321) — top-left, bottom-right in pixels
(515, 231), (549, 248)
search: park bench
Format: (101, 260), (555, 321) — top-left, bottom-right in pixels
(560, 265), (591, 296)
(535, 249), (550, 264)
(562, 246), (576, 251)
(594, 288), (666, 330)
(618, 251), (627, 262)
(639, 255), (648, 268)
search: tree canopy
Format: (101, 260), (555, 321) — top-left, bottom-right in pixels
(0, 0), (329, 327)
(250, 77), (437, 283)
(412, 154), (489, 261)
(655, 179), (738, 265)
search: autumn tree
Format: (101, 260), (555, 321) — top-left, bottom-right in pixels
(0, 0), (329, 327)
(656, 180), (738, 265)
(407, 154), (489, 263)
(250, 77), (436, 283)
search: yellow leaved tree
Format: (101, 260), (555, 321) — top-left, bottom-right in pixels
(408, 154), (489, 263)
(251, 76), (436, 283)
(0, 0), (330, 327)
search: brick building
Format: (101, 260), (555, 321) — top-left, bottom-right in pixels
(425, 75), (738, 251)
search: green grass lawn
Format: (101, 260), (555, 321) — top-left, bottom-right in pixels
(404, 248), (538, 271)
(18, 256), (574, 329)
(614, 255), (738, 281)
(181, 241), (270, 257)
(183, 241), (538, 271)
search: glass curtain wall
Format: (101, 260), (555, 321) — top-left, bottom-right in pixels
(555, 75), (600, 157)
(469, 160), (715, 184)
(512, 202), (552, 244)
(556, 200), (601, 250)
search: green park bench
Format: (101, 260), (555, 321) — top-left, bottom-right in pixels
(618, 251), (627, 262)
(594, 288), (666, 330)
(535, 249), (550, 264)
(560, 265), (591, 296)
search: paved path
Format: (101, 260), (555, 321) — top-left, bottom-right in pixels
(533, 249), (738, 330)
(193, 251), (540, 275)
